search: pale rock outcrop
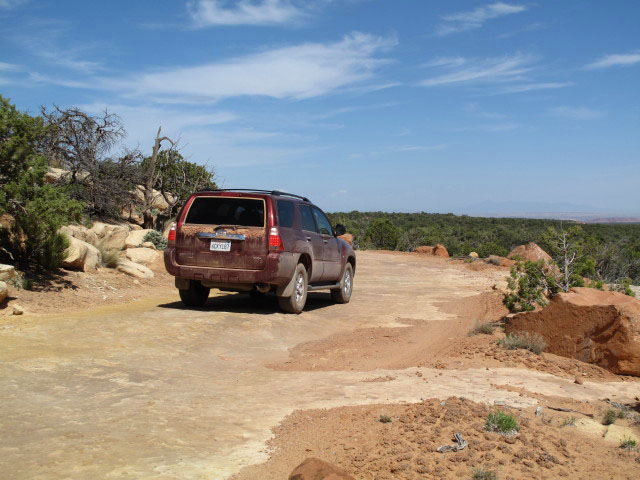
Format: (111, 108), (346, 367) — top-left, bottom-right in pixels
(116, 259), (154, 279)
(59, 225), (98, 246)
(0, 281), (8, 303)
(61, 237), (101, 271)
(506, 287), (640, 376)
(125, 247), (161, 265)
(289, 458), (355, 480)
(89, 222), (130, 251)
(414, 246), (435, 255)
(125, 229), (154, 249)
(141, 242), (156, 249)
(469, 252), (479, 258)
(0, 264), (16, 281)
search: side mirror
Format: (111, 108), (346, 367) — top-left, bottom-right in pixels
(334, 224), (346, 236)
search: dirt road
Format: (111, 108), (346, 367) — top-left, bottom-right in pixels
(1, 252), (639, 479)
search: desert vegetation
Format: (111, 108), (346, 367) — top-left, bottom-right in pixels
(0, 95), (215, 273)
(328, 211), (640, 285)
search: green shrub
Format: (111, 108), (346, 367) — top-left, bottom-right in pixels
(619, 437), (637, 450)
(472, 468), (497, 480)
(0, 96), (83, 271)
(468, 321), (495, 336)
(379, 414), (392, 423)
(499, 332), (546, 354)
(603, 409), (617, 425)
(503, 260), (559, 313)
(365, 219), (400, 250)
(94, 243), (120, 268)
(612, 278), (636, 297)
(143, 230), (167, 250)
(485, 410), (519, 434)
(561, 416), (577, 427)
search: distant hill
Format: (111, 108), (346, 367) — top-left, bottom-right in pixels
(457, 200), (640, 223)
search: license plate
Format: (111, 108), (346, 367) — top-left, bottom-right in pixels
(210, 240), (231, 252)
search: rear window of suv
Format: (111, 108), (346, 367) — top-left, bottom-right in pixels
(185, 197), (265, 227)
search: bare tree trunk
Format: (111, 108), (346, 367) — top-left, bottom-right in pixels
(143, 127), (174, 229)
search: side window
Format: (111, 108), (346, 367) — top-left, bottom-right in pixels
(299, 205), (317, 233)
(277, 200), (294, 228)
(312, 207), (333, 236)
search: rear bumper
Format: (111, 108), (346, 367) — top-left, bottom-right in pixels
(164, 247), (296, 286)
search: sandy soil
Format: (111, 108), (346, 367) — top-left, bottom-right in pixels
(2, 251), (640, 479)
(234, 397), (640, 480)
(1, 255), (174, 315)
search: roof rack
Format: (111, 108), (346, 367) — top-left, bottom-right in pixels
(198, 188), (310, 202)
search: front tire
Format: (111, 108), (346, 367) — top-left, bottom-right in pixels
(278, 263), (308, 314)
(179, 280), (210, 308)
(331, 263), (353, 304)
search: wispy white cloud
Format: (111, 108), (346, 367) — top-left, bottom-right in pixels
(10, 20), (105, 73)
(0, 62), (21, 71)
(420, 54), (572, 95)
(496, 81), (573, 94)
(390, 144), (446, 152)
(436, 2), (527, 36)
(188, 0), (305, 27)
(420, 54), (533, 87)
(453, 122), (521, 132)
(549, 106), (603, 120)
(105, 32), (395, 101)
(585, 51), (640, 69)
(0, 0), (28, 9)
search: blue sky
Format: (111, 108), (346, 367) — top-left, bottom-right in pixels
(1, 0), (639, 214)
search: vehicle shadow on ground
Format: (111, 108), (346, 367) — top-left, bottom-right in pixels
(157, 292), (335, 314)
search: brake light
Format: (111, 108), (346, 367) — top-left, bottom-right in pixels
(269, 226), (284, 251)
(168, 223), (176, 242)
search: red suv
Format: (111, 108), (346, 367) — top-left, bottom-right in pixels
(164, 189), (356, 313)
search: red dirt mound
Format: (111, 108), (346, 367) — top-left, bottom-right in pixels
(507, 242), (553, 264)
(506, 287), (640, 376)
(289, 458), (355, 480)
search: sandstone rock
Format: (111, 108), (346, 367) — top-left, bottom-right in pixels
(12, 305), (24, 315)
(125, 229), (154, 249)
(469, 252), (479, 258)
(289, 458), (355, 480)
(0, 264), (16, 281)
(125, 247), (161, 265)
(506, 287), (640, 376)
(141, 241), (156, 249)
(90, 222), (130, 250)
(507, 242), (553, 264)
(0, 281), (7, 303)
(433, 243), (449, 258)
(132, 185), (172, 212)
(338, 233), (353, 245)
(414, 246), (435, 255)
(59, 225), (98, 246)
(61, 237), (101, 271)
(116, 260), (154, 279)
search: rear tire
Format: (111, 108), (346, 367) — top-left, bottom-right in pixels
(278, 264), (308, 314)
(331, 263), (353, 304)
(179, 280), (210, 308)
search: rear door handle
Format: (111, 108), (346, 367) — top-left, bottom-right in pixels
(306, 236), (312, 242)
(323, 239), (328, 244)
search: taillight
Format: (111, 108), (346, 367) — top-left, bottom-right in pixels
(269, 226), (284, 251)
(168, 223), (176, 242)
